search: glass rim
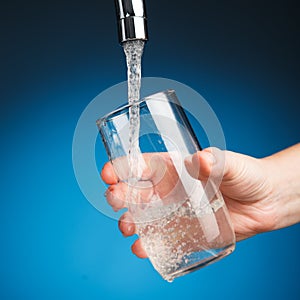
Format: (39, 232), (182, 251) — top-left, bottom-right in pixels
(96, 89), (176, 126)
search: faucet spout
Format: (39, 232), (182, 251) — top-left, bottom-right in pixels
(114, 0), (148, 44)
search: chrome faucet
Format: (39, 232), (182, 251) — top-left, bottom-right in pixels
(114, 0), (148, 44)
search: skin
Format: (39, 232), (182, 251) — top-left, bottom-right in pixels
(101, 143), (300, 258)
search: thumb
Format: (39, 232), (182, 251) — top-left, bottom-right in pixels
(186, 148), (268, 203)
(185, 147), (246, 184)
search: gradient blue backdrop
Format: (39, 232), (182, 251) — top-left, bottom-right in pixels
(1, 1), (299, 299)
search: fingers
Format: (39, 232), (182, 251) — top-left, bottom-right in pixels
(185, 148), (220, 182)
(105, 182), (128, 211)
(103, 153), (182, 211)
(119, 212), (148, 258)
(185, 147), (232, 182)
(131, 239), (148, 258)
(101, 162), (118, 184)
(191, 147), (255, 183)
(118, 212), (135, 236)
(186, 147), (267, 203)
(102, 152), (174, 185)
(185, 149), (215, 180)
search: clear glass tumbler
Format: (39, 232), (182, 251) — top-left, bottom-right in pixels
(97, 90), (235, 282)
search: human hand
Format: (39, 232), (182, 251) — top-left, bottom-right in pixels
(101, 152), (189, 258)
(101, 145), (300, 258)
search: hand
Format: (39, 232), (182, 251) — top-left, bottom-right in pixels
(101, 145), (300, 258)
(101, 152), (189, 258)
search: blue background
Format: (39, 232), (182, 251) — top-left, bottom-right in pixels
(1, 0), (300, 299)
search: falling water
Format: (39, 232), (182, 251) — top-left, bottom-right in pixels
(123, 40), (145, 202)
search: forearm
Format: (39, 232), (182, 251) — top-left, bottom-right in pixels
(264, 143), (300, 230)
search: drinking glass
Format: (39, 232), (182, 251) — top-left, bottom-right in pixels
(97, 90), (235, 282)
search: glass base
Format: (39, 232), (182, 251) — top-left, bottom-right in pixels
(164, 243), (235, 282)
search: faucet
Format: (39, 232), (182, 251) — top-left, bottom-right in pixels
(114, 0), (148, 44)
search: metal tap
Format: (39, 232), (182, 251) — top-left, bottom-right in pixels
(114, 0), (148, 44)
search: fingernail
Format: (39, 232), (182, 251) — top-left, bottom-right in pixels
(127, 224), (134, 235)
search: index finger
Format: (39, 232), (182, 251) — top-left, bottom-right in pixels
(101, 162), (119, 184)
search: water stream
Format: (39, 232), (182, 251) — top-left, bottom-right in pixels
(123, 40), (145, 204)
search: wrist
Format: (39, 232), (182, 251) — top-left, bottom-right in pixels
(263, 145), (300, 231)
